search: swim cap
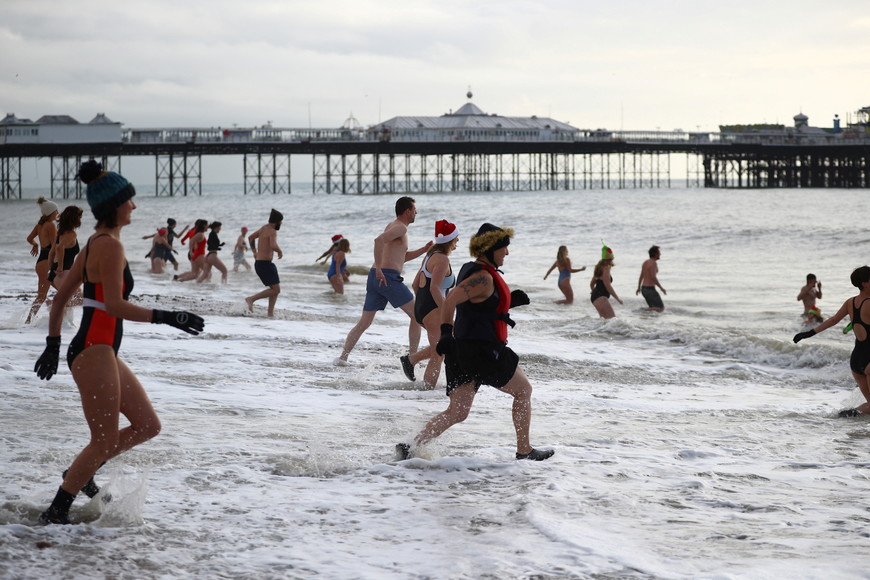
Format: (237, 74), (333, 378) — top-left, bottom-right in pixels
(241, 226), (248, 232)
(601, 244), (614, 260)
(469, 223), (513, 258)
(433, 220), (459, 244)
(38, 197), (59, 217)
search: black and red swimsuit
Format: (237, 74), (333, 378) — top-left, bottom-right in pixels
(67, 234), (134, 368)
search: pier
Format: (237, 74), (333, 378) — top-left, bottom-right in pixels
(2, 103), (869, 199)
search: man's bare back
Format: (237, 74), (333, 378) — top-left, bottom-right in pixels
(249, 225), (283, 261)
(639, 258), (660, 287)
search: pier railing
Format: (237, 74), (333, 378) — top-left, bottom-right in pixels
(119, 127), (870, 147)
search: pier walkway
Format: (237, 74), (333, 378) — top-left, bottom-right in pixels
(2, 126), (869, 198)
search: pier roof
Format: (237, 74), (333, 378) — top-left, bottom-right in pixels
(36, 115), (80, 125)
(372, 99), (578, 133)
(0, 113), (34, 125)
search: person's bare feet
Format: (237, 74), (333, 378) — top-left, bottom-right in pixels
(245, 297), (254, 313)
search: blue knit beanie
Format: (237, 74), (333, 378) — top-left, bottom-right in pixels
(79, 160), (135, 219)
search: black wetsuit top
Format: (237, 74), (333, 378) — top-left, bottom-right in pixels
(206, 231), (222, 253)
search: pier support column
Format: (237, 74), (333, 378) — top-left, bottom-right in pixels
(0, 156), (21, 200)
(244, 153), (289, 195)
(157, 153), (201, 196)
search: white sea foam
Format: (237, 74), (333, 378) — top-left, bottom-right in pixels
(1, 186), (869, 579)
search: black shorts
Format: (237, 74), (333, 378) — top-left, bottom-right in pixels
(255, 260), (280, 287)
(444, 339), (519, 395)
(641, 286), (664, 309)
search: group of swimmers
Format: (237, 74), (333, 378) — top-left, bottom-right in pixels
(544, 243), (667, 318)
(25, 197), (86, 323)
(24, 169), (869, 525)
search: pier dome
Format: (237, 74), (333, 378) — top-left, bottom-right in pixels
(368, 94), (577, 142)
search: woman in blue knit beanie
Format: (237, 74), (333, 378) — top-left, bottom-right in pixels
(32, 160), (205, 525)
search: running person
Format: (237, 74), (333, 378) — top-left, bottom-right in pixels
(400, 220), (458, 388)
(48, 205), (83, 296)
(233, 226), (251, 272)
(794, 266), (870, 417)
(25, 196), (59, 323)
(245, 209), (284, 317)
(637, 245), (666, 312)
(196, 221), (228, 284)
(396, 223), (554, 461)
(147, 228), (172, 274)
(33, 160), (203, 525)
(336, 197), (432, 364)
(174, 220), (207, 282)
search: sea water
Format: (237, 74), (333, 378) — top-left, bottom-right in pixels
(0, 185), (868, 579)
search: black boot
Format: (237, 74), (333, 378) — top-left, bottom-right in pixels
(62, 469), (100, 499)
(39, 487), (75, 525)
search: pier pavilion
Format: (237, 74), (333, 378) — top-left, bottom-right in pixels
(2, 98), (869, 199)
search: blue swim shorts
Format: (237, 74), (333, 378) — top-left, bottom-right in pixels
(363, 268), (413, 311)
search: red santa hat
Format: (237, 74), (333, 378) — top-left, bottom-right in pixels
(331, 234), (343, 243)
(433, 220), (459, 244)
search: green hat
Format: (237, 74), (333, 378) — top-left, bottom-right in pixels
(601, 244), (614, 260)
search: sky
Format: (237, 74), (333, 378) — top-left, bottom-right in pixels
(3, 0), (870, 186)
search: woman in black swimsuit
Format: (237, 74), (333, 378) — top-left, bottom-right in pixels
(589, 244), (623, 319)
(794, 265), (870, 417)
(400, 220), (459, 388)
(25, 196), (59, 323)
(33, 161), (204, 525)
(48, 206), (83, 309)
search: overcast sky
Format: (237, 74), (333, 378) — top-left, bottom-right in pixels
(4, 0), (870, 134)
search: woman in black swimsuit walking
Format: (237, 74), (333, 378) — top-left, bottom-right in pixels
(48, 206), (84, 309)
(25, 196), (59, 323)
(590, 244), (623, 319)
(794, 265), (870, 417)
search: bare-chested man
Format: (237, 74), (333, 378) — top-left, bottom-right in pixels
(637, 245), (666, 312)
(336, 196), (432, 364)
(797, 273), (823, 323)
(245, 209), (283, 317)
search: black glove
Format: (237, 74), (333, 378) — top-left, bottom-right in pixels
(435, 323), (456, 356)
(510, 290), (530, 308)
(34, 336), (61, 380)
(152, 310), (205, 335)
(793, 329), (816, 343)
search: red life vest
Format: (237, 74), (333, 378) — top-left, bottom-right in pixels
(478, 263), (511, 343)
